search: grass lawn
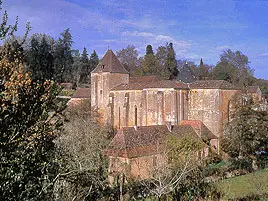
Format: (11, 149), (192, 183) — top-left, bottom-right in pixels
(217, 168), (268, 200)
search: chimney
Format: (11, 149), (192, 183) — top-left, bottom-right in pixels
(166, 121), (172, 132)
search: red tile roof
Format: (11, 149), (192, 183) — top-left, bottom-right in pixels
(111, 76), (188, 91)
(104, 124), (204, 158)
(72, 88), (91, 98)
(92, 50), (129, 74)
(189, 80), (239, 90)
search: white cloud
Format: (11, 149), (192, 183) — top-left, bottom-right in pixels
(259, 52), (268, 57)
(121, 31), (154, 37)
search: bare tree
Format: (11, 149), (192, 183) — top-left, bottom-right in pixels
(54, 101), (111, 201)
(143, 135), (205, 200)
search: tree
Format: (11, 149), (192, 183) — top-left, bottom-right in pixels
(0, 56), (63, 200)
(212, 61), (237, 83)
(53, 28), (74, 83)
(71, 49), (82, 87)
(116, 45), (139, 75)
(79, 47), (90, 84)
(26, 34), (54, 81)
(0, 0), (18, 39)
(221, 95), (268, 169)
(55, 101), (110, 200)
(89, 50), (99, 75)
(197, 58), (212, 80)
(166, 43), (178, 79)
(155, 45), (169, 79)
(219, 49), (254, 87)
(143, 44), (156, 75)
(142, 135), (207, 200)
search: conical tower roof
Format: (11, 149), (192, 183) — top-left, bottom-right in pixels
(92, 49), (129, 74)
(177, 63), (197, 83)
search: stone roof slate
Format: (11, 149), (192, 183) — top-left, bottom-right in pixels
(105, 124), (204, 158)
(111, 76), (188, 91)
(72, 88), (91, 98)
(189, 80), (239, 90)
(180, 120), (217, 140)
(92, 50), (129, 74)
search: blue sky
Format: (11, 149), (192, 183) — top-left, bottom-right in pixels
(3, 0), (268, 79)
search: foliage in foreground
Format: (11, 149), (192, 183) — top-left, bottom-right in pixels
(0, 58), (63, 200)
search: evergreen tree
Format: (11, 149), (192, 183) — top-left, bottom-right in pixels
(200, 58), (203, 66)
(79, 47), (90, 84)
(198, 58), (210, 80)
(155, 45), (169, 79)
(53, 28), (74, 83)
(146, 44), (154, 55)
(26, 34), (54, 81)
(166, 43), (178, 79)
(89, 50), (99, 72)
(143, 44), (156, 75)
(71, 49), (82, 87)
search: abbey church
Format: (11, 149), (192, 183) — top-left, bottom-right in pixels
(91, 50), (239, 138)
(90, 49), (259, 181)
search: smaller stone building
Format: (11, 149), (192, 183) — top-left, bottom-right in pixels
(67, 87), (91, 106)
(104, 121), (217, 183)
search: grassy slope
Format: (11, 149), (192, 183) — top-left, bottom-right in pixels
(217, 168), (268, 200)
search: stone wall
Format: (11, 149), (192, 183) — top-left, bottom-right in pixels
(91, 72), (129, 123)
(188, 89), (239, 138)
(110, 88), (189, 128)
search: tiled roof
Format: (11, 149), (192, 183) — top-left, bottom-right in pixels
(189, 80), (239, 90)
(247, 86), (260, 93)
(111, 76), (188, 91)
(92, 50), (129, 74)
(104, 124), (201, 158)
(72, 88), (91, 98)
(180, 120), (217, 140)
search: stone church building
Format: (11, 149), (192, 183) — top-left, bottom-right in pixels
(91, 50), (239, 137)
(90, 50), (251, 182)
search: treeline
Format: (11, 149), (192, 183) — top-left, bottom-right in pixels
(2, 29), (99, 86)
(116, 45), (268, 93)
(4, 27), (268, 93)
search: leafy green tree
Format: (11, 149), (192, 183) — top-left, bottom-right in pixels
(212, 61), (237, 83)
(219, 49), (254, 87)
(53, 28), (74, 83)
(116, 45), (139, 75)
(222, 95), (268, 168)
